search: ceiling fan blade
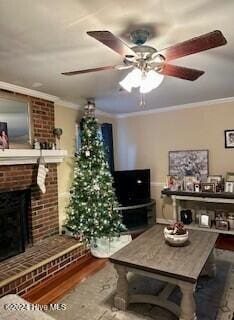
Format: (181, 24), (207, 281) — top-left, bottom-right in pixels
(87, 31), (136, 58)
(159, 30), (227, 61)
(61, 65), (116, 76)
(159, 64), (205, 81)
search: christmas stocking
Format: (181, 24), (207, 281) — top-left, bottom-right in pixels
(37, 157), (49, 193)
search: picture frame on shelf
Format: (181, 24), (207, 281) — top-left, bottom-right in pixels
(199, 213), (212, 228)
(226, 172), (234, 182)
(0, 122), (9, 149)
(184, 176), (198, 192)
(169, 149), (209, 179)
(224, 129), (234, 148)
(201, 182), (216, 193)
(207, 175), (222, 184)
(225, 181), (234, 193)
(166, 175), (184, 191)
(207, 175), (223, 192)
(215, 217), (229, 231)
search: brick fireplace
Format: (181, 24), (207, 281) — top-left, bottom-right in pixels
(0, 90), (88, 298)
(0, 91), (59, 244)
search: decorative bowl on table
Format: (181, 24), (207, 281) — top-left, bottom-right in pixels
(164, 222), (189, 246)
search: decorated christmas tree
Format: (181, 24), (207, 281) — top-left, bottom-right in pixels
(66, 103), (125, 243)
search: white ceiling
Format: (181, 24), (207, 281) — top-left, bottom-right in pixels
(0, 0), (233, 114)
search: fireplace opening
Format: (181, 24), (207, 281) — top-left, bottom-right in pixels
(0, 190), (30, 262)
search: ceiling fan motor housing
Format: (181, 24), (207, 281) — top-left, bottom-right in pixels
(130, 29), (150, 45)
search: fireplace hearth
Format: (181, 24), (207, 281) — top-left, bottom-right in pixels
(0, 190), (30, 262)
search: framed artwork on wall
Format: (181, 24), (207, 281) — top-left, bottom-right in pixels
(169, 149), (209, 179)
(224, 129), (234, 148)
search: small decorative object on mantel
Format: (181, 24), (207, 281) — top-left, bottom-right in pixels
(33, 138), (41, 150)
(53, 128), (63, 149)
(224, 129), (234, 148)
(164, 222), (188, 246)
(0, 122), (9, 149)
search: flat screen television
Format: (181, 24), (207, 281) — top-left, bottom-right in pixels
(113, 169), (151, 206)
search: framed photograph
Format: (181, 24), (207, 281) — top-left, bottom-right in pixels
(201, 182), (216, 193)
(0, 122), (9, 149)
(226, 172), (234, 182)
(224, 130), (234, 148)
(166, 175), (184, 191)
(169, 150), (209, 178)
(225, 181), (234, 193)
(207, 175), (222, 184)
(199, 213), (212, 228)
(184, 176), (198, 192)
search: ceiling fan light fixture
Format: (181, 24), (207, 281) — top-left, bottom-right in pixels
(119, 75), (133, 92)
(140, 70), (164, 93)
(119, 68), (142, 92)
(129, 68), (142, 88)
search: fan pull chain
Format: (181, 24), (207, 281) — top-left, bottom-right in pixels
(140, 93), (146, 109)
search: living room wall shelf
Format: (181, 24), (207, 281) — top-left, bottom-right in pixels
(0, 149), (67, 165)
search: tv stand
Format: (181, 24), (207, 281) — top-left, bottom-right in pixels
(116, 199), (156, 234)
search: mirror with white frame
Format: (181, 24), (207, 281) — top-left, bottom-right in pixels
(0, 94), (32, 148)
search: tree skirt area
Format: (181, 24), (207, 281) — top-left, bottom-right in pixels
(47, 249), (234, 320)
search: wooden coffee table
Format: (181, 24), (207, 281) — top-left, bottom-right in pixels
(109, 224), (218, 320)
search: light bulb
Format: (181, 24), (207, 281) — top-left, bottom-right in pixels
(119, 68), (142, 92)
(129, 68), (142, 88)
(140, 70), (164, 93)
(119, 73), (133, 92)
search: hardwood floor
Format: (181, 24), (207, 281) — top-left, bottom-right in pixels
(23, 255), (107, 304)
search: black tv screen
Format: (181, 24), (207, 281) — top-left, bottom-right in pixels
(113, 169), (151, 206)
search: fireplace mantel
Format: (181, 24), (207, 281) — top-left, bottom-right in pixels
(0, 149), (67, 165)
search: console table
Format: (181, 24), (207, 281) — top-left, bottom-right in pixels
(116, 199), (156, 234)
(161, 190), (234, 235)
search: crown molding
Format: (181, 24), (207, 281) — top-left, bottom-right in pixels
(55, 99), (82, 110)
(115, 97), (234, 119)
(95, 109), (114, 118)
(0, 81), (115, 118)
(0, 81), (58, 102)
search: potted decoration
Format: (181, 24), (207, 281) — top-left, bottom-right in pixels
(164, 222), (189, 246)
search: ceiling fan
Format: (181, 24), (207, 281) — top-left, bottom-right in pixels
(61, 29), (227, 93)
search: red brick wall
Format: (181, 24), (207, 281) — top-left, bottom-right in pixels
(30, 97), (56, 144)
(0, 245), (89, 298)
(0, 91), (59, 243)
